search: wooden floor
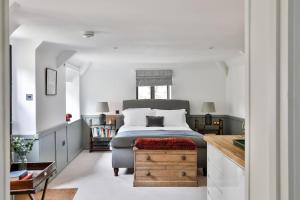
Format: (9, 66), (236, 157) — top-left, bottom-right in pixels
(15, 188), (78, 200)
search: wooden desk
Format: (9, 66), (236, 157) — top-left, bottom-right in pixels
(10, 162), (56, 200)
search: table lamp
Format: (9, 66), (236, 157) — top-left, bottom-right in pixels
(201, 102), (216, 125)
(96, 102), (109, 125)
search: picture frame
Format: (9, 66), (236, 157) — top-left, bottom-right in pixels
(45, 68), (57, 96)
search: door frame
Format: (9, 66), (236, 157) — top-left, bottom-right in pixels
(0, 0), (11, 199)
(1, 0), (291, 199)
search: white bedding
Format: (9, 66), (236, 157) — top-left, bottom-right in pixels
(118, 124), (192, 133)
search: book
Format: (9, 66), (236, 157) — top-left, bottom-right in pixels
(10, 170), (28, 181)
(20, 173), (33, 181)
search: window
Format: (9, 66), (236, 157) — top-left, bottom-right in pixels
(155, 85), (168, 99)
(136, 69), (172, 100)
(137, 86), (151, 99)
(137, 85), (171, 100)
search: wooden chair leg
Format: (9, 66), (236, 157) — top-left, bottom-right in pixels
(203, 168), (207, 176)
(28, 194), (35, 200)
(40, 178), (49, 200)
(114, 168), (119, 176)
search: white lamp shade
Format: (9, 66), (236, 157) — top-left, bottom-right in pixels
(201, 102), (216, 113)
(96, 102), (109, 113)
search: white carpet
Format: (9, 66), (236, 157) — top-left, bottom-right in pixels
(49, 150), (207, 200)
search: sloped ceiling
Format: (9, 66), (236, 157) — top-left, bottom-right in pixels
(10, 0), (244, 66)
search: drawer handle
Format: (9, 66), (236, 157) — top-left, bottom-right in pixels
(181, 171), (186, 176)
(181, 155), (186, 161)
(146, 171), (151, 176)
(146, 155), (151, 161)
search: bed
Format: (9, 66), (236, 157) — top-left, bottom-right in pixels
(111, 99), (207, 176)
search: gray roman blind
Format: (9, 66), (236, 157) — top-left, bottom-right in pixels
(136, 70), (173, 86)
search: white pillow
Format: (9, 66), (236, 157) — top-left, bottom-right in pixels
(122, 108), (154, 126)
(153, 109), (187, 127)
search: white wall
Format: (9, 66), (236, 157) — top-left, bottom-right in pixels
(11, 39), (39, 135)
(66, 65), (80, 121)
(35, 42), (66, 132)
(225, 54), (247, 118)
(80, 62), (227, 115)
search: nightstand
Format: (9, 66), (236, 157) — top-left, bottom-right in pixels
(89, 124), (117, 151)
(194, 119), (223, 135)
(89, 115), (118, 152)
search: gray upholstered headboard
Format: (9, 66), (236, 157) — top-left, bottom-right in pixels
(114, 99), (190, 129)
(122, 99), (190, 115)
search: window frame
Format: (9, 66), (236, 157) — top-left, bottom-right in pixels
(136, 85), (171, 100)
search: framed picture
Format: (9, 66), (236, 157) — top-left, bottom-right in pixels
(45, 68), (57, 95)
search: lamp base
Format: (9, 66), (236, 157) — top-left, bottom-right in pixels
(204, 114), (212, 126)
(99, 114), (106, 125)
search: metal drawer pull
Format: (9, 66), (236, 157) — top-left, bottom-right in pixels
(181, 171), (186, 176)
(146, 155), (151, 161)
(181, 155), (186, 160)
(146, 171), (151, 176)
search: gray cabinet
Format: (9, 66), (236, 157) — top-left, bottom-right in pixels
(55, 127), (68, 173)
(39, 133), (56, 162)
(67, 120), (82, 162)
(16, 120), (83, 175)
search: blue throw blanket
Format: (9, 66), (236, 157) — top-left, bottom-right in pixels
(111, 130), (206, 148)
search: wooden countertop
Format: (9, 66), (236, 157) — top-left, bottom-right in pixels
(204, 135), (245, 169)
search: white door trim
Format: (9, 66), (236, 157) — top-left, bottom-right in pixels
(248, 0), (281, 199)
(0, 0), (10, 199)
(1, 0), (290, 199)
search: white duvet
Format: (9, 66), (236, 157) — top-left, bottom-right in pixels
(118, 123), (192, 133)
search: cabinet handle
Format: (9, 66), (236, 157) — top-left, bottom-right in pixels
(146, 155), (151, 161)
(181, 155), (186, 160)
(62, 140), (66, 146)
(146, 171), (151, 176)
(181, 171), (186, 176)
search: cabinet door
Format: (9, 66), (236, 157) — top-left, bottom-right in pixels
(56, 127), (68, 173)
(67, 120), (82, 162)
(221, 155), (245, 200)
(39, 133), (56, 162)
(207, 144), (245, 200)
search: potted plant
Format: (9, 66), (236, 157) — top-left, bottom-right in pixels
(11, 136), (35, 169)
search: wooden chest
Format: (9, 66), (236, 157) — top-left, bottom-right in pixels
(134, 149), (198, 187)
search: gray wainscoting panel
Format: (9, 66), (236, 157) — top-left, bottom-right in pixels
(82, 120), (90, 149)
(39, 133), (56, 162)
(188, 115), (245, 135)
(67, 119), (83, 162)
(223, 116), (245, 135)
(12, 121), (84, 176)
(55, 127), (68, 173)
(82, 114), (245, 135)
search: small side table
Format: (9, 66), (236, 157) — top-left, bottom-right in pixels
(89, 124), (117, 152)
(10, 162), (56, 200)
(195, 119), (224, 135)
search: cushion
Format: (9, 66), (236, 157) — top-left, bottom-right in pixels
(153, 109), (186, 126)
(146, 116), (164, 127)
(135, 138), (197, 150)
(122, 108), (154, 126)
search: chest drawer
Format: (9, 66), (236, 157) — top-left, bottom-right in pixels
(135, 169), (197, 181)
(134, 149), (198, 187)
(135, 150), (197, 164)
